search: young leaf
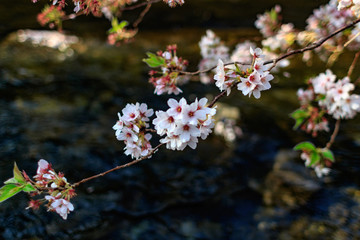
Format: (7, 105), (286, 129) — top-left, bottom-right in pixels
(22, 183), (37, 193)
(0, 184), (23, 203)
(291, 109), (310, 120)
(321, 149), (335, 162)
(293, 117), (305, 130)
(270, 9), (277, 22)
(143, 52), (165, 68)
(294, 141), (316, 151)
(13, 162), (25, 184)
(4, 162), (25, 185)
(310, 151), (320, 166)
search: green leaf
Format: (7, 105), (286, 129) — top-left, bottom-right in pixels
(291, 109), (310, 120)
(294, 141), (316, 151)
(321, 149), (335, 162)
(4, 178), (18, 185)
(22, 183), (36, 193)
(4, 162), (25, 185)
(108, 19), (129, 33)
(13, 162), (25, 184)
(143, 52), (165, 68)
(293, 117), (305, 130)
(0, 184), (23, 203)
(310, 151), (320, 166)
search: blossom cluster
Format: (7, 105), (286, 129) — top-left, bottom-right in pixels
(33, 0), (184, 45)
(198, 30), (230, 83)
(198, 28), (288, 85)
(314, 70), (360, 119)
(255, 5), (282, 38)
(298, 0), (360, 61)
(163, 0), (185, 7)
(32, 159), (75, 220)
(113, 103), (154, 159)
(299, 69), (360, 120)
(147, 45), (189, 95)
(300, 152), (331, 178)
(214, 47), (274, 99)
(153, 97), (216, 150)
(338, 0), (360, 17)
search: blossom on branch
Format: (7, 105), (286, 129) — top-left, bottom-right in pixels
(45, 194), (74, 220)
(163, 0), (185, 8)
(153, 97), (216, 151)
(145, 45), (189, 95)
(113, 103), (154, 159)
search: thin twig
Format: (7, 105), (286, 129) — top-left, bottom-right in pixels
(348, 51), (360, 78)
(325, 119), (341, 149)
(133, 2), (152, 28)
(266, 18), (360, 65)
(123, 0), (161, 11)
(179, 61), (250, 76)
(208, 82), (238, 108)
(72, 143), (165, 187)
(179, 18), (360, 76)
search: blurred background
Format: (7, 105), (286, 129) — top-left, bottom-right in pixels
(1, 0), (360, 239)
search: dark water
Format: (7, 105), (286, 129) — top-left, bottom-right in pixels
(1, 0), (360, 239)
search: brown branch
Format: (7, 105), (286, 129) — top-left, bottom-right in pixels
(325, 119), (341, 149)
(348, 51), (360, 78)
(179, 18), (360, 76)
(179, 61), (250, 76)
(208, 82), (238, 108)
(72, 143), (165, 187)
(123, 0), (161, 11)
(133, 2), (152, 28)
(265, 18), (360, 65)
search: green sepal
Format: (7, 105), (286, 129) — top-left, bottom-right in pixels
(143, 52), (165, 68)
(234, 63), (242, 74)
(270, 9), (277, 22)
(321, 149), (335, 162)
(0, 184), (23, 203)
(293, 141), (316, 151)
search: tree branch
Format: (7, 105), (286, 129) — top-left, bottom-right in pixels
(72, 143), (165, 187)
(133, 2), (152, 28)
(123, 0), (161, 11)
(179, 18), (360, 76)
(325, 119), (341, 150)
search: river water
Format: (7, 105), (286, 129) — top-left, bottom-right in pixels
(1, 0), (360, 239)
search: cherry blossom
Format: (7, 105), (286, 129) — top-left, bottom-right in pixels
(147, 45), (189, 95)
(113, 103), (154, 159)
(153, 97), (216, 151)
(45, 194), (74, 220)
(198, 30), (229, 84)
(163, 0), (185, 7)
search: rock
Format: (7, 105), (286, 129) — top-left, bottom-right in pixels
(263, 150), (321, 208)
